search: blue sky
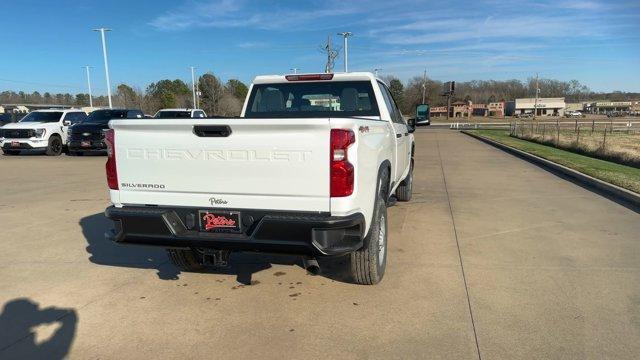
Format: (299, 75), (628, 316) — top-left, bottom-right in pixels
(1, 0), (639, 95)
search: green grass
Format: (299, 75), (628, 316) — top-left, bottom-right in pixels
(468, 129), (640, 194)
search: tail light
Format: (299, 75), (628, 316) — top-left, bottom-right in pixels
(105, 129), (118, 190)
(330, 129), (355, 197)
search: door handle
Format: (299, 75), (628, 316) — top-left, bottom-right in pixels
(193, 125), (232, 137)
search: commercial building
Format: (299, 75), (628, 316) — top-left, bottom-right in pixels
(506, 98), (565, 117)
(585, 101), (632, 114)
(430, 106), (448, 117)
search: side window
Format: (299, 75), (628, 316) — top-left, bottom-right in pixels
(65, 112), (84, 124)
(127, 110), (143, 119)
(75, 112), (87, 123)
(378, 82), (404, 124)
(195, 111), (205, 118)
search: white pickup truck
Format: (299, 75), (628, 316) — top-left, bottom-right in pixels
(0, 109), (87, 155)
(105, 72), (415, 284)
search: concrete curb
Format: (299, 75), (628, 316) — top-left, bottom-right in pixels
(461, 130), (640, 211)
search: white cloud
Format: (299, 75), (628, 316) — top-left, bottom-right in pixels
(149, 0), (365, 31)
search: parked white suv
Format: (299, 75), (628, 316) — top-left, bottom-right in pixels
(104, 73), (415, 284)
(153, 108), (207, 118)
(0, 109), (87, 155)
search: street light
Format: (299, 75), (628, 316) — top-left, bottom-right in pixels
(190, 66), (197, 108)
(93, 28), (112, 109)
(337, 32), (353, 72)
(82, 66), (93, 108)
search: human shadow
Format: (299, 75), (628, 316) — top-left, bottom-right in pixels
(0, 298), (77, 360)
(80, 212), (355, 284)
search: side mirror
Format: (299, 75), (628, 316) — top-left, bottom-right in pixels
(63, 120), (71, 126)
(407, 118), (416, 133)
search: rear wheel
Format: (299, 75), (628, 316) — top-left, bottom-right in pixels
(45, 136), (62, 156)
(350, 172), (389, 285)
(166, 248), (204, 272)
(395, 159), (413, 202)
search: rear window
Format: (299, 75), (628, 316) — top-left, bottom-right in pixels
(245, 81), (379, 118)
(155, 111), (192, 118)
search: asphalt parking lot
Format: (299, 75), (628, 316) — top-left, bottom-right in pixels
(1, 129), (639, 359)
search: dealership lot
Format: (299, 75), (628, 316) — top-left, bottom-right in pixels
(1, 129), (639, 359)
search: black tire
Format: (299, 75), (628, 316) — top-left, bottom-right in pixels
(166, 248), (204, 272)
(350, 173), (389, 285)
(2, 150), (19, 155)
(396, 159), (413, 202)
(45, 136), (63, 156)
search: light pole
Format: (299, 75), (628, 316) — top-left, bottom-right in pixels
(337, 32), (353, 72)
(83, 66), (93, 108)
(93, 28), (113, 109)
(290, 68), (299, 74)
(190, 66), (197, 108)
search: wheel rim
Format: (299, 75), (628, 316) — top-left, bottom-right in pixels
(378, 214), (386, 266)
(52, 139), (61, 153)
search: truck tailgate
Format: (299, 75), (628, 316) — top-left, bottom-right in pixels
(110, 118), (330, 212)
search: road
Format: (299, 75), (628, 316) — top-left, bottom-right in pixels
(1, 129), (639, 359)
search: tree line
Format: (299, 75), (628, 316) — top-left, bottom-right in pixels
(1, 73), (637, 117)
(0, 72), (248, 116)
(382, 75), (639, 115)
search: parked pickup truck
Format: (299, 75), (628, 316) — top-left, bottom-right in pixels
(0, 109), (87, 155)
(104, 72), (415, 284)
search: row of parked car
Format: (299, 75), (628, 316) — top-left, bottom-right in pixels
(0, 108), (207, 156)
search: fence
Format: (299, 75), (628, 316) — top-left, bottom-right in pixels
(509, 120), (640, 167)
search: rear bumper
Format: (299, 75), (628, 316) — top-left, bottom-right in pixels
(105, 205), (365, 256)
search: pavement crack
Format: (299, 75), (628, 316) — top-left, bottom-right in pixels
(436, 132), (482, 360)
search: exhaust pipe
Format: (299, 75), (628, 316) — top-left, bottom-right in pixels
(303, 257), (320, 275)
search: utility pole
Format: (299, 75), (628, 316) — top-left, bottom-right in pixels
(533, 73), (539, 120)
(421, 68), (427, 104)
(82, 66), (93, 108)
(322, 35), (339, 73)
(290, 68), (299, 74)
(337, 32), (352, 72)
(190, 66), (197, 109)
(93, 28), (113, 109)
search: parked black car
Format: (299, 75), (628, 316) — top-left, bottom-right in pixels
(67, 109), (143, 155)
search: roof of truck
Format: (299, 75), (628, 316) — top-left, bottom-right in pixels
(253, 72), (379, 84)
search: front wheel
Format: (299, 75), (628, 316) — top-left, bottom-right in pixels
(350, 193), (388, 285)
(45, 136), (63, 156)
